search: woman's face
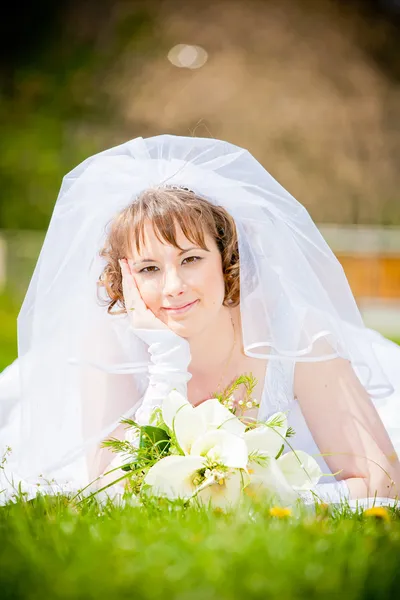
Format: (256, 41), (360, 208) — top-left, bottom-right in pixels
(128, 220), (226, 338)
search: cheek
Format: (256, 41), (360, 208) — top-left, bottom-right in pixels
(135, 278), (161, 310)
(200, 259), (225, 303)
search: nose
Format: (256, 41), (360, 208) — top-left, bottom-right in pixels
(163, 267), (186, 297)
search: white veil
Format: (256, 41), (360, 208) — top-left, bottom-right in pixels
(9, 134), (396, 488)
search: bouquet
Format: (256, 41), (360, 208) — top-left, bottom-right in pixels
(99, 376), (324, 510)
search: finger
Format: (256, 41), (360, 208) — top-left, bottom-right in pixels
(124, 257), (133, 277)
(119, 259), (137, 310)
(127, 259), (140, 287)
(127, 259), (151, 311)
(120, 258), (133, 280)
(120, 258), (135, 289)
(119, 260), (132, 300)
(120, 259), (145, 311)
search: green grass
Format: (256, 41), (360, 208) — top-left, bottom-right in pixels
(1, 293), (399, 598)
(0, 291), (18, 371)
(1, 496), (400, 599)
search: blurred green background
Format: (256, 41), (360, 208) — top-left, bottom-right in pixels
(1, 0), (399, 370)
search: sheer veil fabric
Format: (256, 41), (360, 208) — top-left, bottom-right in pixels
(1, 134), (399, 497)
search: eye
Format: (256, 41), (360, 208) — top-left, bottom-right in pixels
(182, 256), (202, 265)
(139, 265), (159, 274)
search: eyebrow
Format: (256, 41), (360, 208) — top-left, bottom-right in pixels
(132, 246), (209, 266)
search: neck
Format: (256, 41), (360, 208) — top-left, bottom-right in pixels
(188, 306), (239, 376)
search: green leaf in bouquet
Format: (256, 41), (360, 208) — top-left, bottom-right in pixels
(120, 417), (139, 429)
(285, 426), (296, 439)
(149, 406), (169, 432)
(139, 425), (171, 458)
(121, 463), (134, 472)
(275, 444), (285, 460)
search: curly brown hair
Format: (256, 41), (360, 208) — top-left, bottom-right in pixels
(98, 187), (240, 313)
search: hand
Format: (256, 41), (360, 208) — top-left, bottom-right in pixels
(119, 259), (168, 331)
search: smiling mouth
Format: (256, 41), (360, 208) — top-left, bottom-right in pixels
(162, 300), (199, 315)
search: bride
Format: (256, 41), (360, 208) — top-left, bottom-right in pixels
(1, 134), (400, 508)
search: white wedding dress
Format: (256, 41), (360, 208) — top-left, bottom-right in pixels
(1, 327), (400, 507)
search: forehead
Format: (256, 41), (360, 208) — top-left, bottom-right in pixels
(129, 218), (212, 258)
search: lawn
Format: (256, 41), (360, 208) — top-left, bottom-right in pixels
(1, 494), (400, 600)
(0, 291), (18, 372)
(1, 292), (400, 599)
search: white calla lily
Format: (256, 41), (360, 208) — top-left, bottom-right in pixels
(191, 429), (249, 469)
(162, 389), (190, 430)
(194, 398), (246, 436)
(246, 457), (299, 505)
(173, 403), (207, 454)
(196, 469), (244, 510)
(162, 391), (246, 456)
(151, 393), (319, 509)
(144, 455), (206, 499)
(277, 450), (323, 490)
(243, 424), (285, 459)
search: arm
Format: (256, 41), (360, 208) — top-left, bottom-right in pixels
(82, 327), (191, 487)
(294, 356), (400, 502)
(81, 357), (141, 484)
(132, 329), (192, 425)
(82, 258), (192, 493)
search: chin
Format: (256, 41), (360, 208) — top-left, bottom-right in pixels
(166, 320), (196, 338)
(165, 315), (209, 339)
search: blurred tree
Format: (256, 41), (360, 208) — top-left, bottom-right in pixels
(0, 0), (398, 229)
(0, 1), (153, 230)
(0, 2), (63, 90)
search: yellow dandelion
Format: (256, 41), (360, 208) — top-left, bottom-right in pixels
(363, 507), (391, 522)
(269, 506), (292, 518)
(213, 507), (224, 515)
(314, 502), (331, 520)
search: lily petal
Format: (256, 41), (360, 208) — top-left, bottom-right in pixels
(278, 450), (323, 490)
(144, 455), (205, 499)
(195, 398), (246, 436)
(191, 429), (248, 469)
(174, 404), (207, 454)
(246, 457), (298, 505)
(196, 469), (244, 510)
(162, 390), (190, 430)
(243, 424), (285, 459)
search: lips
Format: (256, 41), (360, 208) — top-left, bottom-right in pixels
(162, 300), (199, 314)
